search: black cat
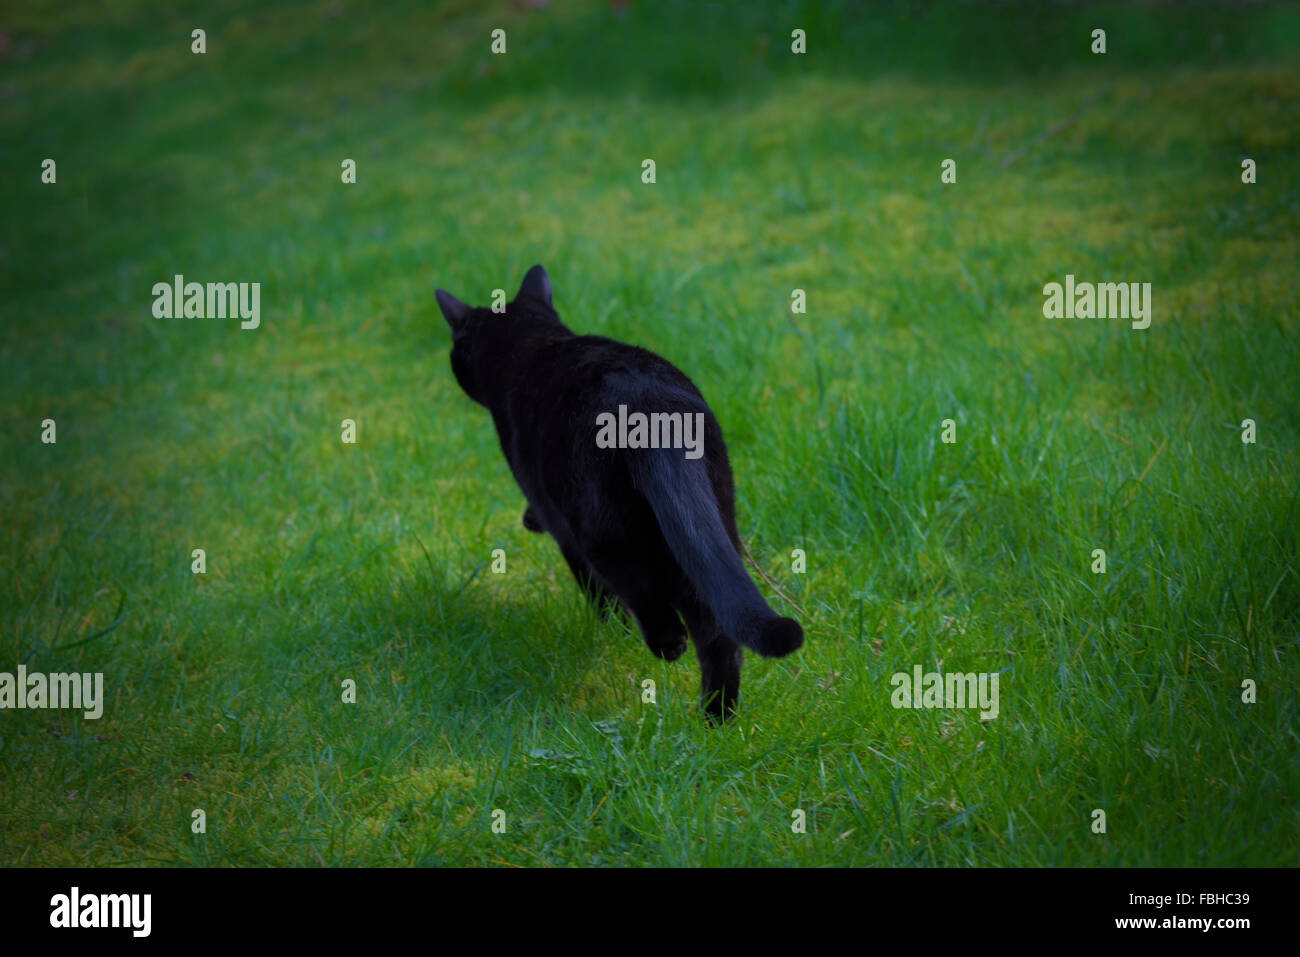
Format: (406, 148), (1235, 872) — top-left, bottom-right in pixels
(436, 265), (803, 720)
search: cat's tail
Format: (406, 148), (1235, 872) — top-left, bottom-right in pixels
(630, 450), (803, 658)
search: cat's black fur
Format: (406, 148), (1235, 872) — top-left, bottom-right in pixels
(436, 265), (803, 720)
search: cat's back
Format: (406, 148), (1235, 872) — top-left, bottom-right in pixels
(530, 333), (708, 413)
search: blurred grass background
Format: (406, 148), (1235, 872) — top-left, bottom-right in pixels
(1, 0), (1297, 865)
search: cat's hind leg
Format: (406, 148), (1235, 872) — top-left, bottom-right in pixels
(584, 545), (688, 662)
(558, 541), (621, 620)
(676, 588), (743, 722)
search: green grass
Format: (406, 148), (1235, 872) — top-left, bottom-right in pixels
(1, 0), (1298, 866)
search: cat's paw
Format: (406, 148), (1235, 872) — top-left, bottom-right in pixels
(522, 506), (543, 532)
(701, 687), (738, 723)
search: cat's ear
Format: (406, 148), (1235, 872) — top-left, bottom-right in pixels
(516, 264), (552, 306)
(436, 289), (471, 331)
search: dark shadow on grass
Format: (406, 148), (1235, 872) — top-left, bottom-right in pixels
(339, 556), (627, 731)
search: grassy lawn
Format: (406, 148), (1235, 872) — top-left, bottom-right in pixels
(1, 0), (1297, 866)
